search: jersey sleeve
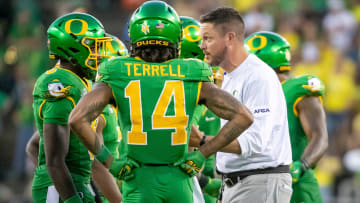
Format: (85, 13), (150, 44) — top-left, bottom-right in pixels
(96, 60), (112, 84)
(198, 60), (213, 82)
(301, 75), (325, 97)
(43, 98), (74, 125)
(180, 59), (213, 82)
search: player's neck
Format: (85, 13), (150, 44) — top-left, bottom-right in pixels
(58, 61), (86, 79)
(221, 45), (248, 73)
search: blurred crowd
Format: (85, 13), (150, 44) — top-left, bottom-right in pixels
(0, 0), (359, 202)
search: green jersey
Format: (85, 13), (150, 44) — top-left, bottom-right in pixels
(282, 75), (325, 161)
(190, 105), (206, 126)
(97, 57), (212, 164)
(32, 66), (93, 189)
(100, 105), (121, 159)
(198, 108), (220, 137)
(198, 108), (220, 178)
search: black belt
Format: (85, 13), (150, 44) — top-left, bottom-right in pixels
(221, 165), (289, 187)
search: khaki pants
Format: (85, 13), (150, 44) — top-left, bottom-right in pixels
(222, 173), (292, 203)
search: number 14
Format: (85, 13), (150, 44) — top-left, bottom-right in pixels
(125, 80), (189, 145)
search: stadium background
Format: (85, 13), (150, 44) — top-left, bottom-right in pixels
(0, 0), (359, 202)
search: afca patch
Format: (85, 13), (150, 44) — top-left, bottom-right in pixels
(254, 108), (270, 114)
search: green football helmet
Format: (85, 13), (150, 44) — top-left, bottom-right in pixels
(245, 31), (291, 73)
(128, 1), (182, 52)
(47, 12), (111, 80)
(179, 16), (204, 60)
(104, 34), (129, 58)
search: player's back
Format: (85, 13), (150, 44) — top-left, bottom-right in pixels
(97, 57), (212, 164)
(32, 66), (93, 188)
(282, 74), (325, 161)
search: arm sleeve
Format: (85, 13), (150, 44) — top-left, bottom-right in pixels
(236, 78), (274, 158)
(43, 98), (74, 125)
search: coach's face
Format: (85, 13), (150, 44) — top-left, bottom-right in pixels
(200, 23), (226, 66)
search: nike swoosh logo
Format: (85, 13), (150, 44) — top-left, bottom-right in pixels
(205, 117), (215, 121)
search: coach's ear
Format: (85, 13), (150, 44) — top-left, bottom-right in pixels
(225, 31), (236, 46)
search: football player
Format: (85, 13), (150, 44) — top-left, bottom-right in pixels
(179, 16), (222, 203)
(31, 13), (112, 203)
(90, 34), (128, 203)
(27, 33), (128, 203)
(245, 31), (328, 203)
(69, 1), (253, 203)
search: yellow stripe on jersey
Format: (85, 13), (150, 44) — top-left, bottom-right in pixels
(293, 96), (304, 117)
(196, 81), (202, 105)
(66, 96), (76, 107)
(38, 99), (46, 120)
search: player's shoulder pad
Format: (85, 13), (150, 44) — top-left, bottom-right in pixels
(96, 56), (133, 82)
(295, 74), (325, 96)
(174, 58), (213, 82)
(34, 67), (85, 100)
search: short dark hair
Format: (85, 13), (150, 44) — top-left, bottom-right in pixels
(200, 7), (245, 37)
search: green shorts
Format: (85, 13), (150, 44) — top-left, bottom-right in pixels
(121, 165), (194, 203)
(291, 169), (322, 203)
(32, 183), (95, 203)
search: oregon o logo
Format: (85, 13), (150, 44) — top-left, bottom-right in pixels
(64, 19), (88, 35)
(184, 25), (201, 42)
(247, 35), (267, 50)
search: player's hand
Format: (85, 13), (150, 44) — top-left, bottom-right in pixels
(203, 178), (222, 198)
(174, 151), (206, 177)
(189, 125), (204, 148)
(290, 161), (304, 183)
(110, 157), (140, 181)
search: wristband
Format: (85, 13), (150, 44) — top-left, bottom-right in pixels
(200, 135), (207, 146)
(95, 145), (111, 164)
(199, 173), (209, 188)
(64, 194), (82, 203)
(300, 159), (310, 171)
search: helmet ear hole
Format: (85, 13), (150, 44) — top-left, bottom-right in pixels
(69, 47), (80, 53)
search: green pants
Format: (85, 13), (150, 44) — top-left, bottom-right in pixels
(291, 169), (322, 203)
(122, 165), (194, 203)
(32, 183), (95, 203)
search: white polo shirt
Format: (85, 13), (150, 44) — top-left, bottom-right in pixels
(216, 54), (292, 173)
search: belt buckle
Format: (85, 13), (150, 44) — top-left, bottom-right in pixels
(224, 177), (234, 187)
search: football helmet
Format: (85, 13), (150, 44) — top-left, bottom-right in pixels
(104, 34), (129, 58)
(179, 16), (204, 60)
(245, 31), (291, 72)
(47, 12), (111, 80)
(128, 1), (182, 52)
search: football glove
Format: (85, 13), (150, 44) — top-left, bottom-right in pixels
(203, 178), (222, 198)
(290, 160), (308, 183)
(174, 151), (206, 177)
(110, 157), (140, 181)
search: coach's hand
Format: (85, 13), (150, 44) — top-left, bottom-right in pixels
(290, 161), (305, 183)
(110, 157), (140, 181)
(175, 151), (206, 177)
